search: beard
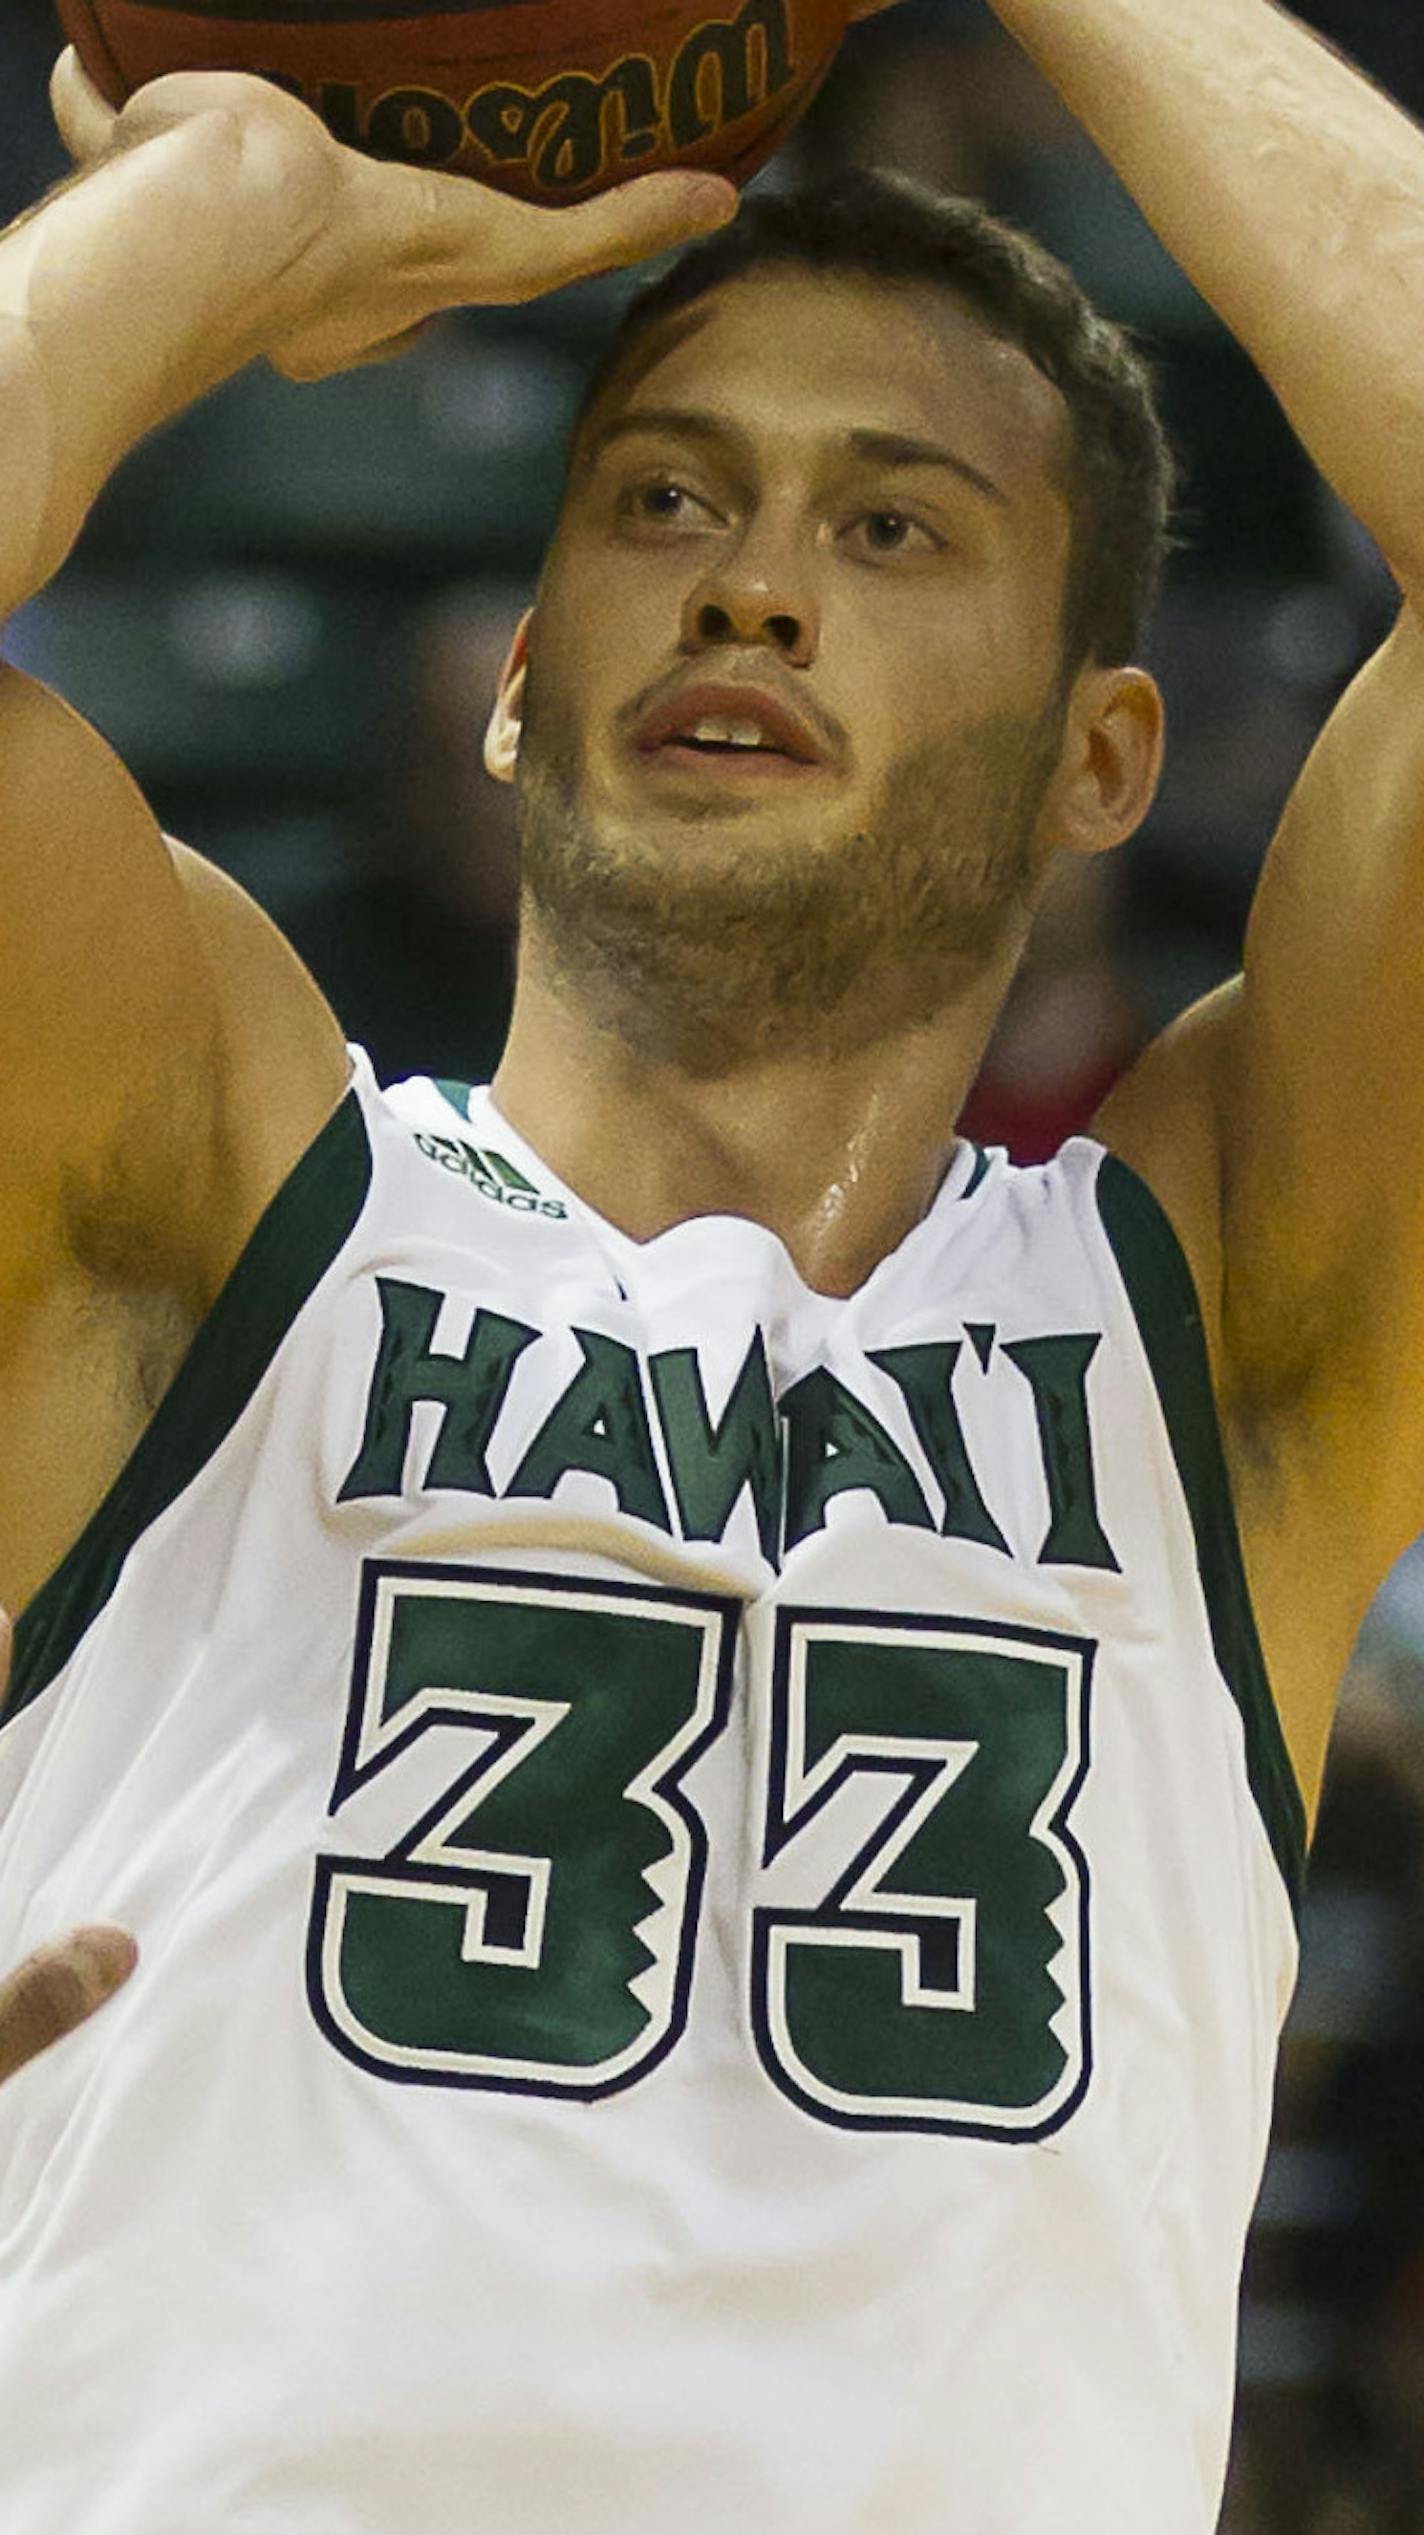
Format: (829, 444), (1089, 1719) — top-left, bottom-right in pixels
(513, 672), (1067, 1077)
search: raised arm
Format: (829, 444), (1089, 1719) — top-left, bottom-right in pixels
(973, 0), (1424, 1825)
(0, 60), (737, 1625)
(0, 86), (359, 1623)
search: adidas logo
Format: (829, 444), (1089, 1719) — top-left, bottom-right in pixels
(413, 1131), (569, 1219)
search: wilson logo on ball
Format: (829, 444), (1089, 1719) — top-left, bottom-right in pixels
(263, 6), (799, 187)
(58, 0), (856, 203)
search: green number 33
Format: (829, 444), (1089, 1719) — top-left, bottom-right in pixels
(308, 1562), (1094, 2139)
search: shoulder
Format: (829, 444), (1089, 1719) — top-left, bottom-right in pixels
(1086, 979), (1351, 1840)
(163, 840), (353, 1306)
(1087, 978), (1234, 1387)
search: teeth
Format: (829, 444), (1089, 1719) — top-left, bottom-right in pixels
(685, 716), (775, 749)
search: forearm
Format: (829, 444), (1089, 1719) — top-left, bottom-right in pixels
(0, 118), (320, 612)
(986, 0), (1424, 588)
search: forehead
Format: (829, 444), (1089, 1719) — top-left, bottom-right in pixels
(583, 265), (1072, 517)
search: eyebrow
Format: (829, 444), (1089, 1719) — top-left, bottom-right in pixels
(581, 405), (1010, 508)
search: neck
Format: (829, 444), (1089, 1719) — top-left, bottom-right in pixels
(492, 927), (1022, 1297)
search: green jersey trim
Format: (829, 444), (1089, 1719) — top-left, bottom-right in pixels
(433, 1077), (476, 1124)
(960, 1145), (992, 1200)
(1095, 1150), (1308, 1925)
(5, 1090), (372, 1729)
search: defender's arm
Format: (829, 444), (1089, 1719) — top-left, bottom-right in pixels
(0, 1610), (137, 2084)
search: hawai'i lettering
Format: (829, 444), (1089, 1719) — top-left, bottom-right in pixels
(257, 0), (796, 190)
(338, 1277), (1119, 1572)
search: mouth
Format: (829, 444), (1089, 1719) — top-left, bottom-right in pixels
(631, 679), (834, 773)
(634, 739), (830, 782)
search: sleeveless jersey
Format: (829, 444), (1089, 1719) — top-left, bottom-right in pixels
(0, 1045), (1307, 2534)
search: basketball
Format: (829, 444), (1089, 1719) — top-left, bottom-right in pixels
(52, 0), (859, 204)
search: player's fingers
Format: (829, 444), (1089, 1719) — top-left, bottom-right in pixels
(551, 167), (741, 284)
(0, 1929), (139, 2087)
(50, 46), (121, 168)
(269, 160), (739, 382)
(448, 166), (741, 306)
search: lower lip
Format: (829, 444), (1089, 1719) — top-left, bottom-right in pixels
(637, 742), (826, 781)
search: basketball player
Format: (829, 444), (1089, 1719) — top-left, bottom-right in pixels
(0, 0), (1419, 2522)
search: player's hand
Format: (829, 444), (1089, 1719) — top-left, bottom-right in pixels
(0, 1608), (136, 2086)
(49, 44), (740, 385)
(847, 0), (908, 17)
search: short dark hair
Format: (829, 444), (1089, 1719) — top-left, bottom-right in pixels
(563, 163), (1187, 691)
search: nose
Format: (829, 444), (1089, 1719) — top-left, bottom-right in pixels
(679, 529), (818, 666)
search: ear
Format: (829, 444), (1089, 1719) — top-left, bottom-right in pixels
(1040, 665), (1165, 863)
(484, 607), (535, 784)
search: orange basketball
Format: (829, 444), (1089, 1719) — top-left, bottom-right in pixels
(54, 0), (858, 203)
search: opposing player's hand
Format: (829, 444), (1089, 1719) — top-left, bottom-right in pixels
(49, 44), (740, 385)
(0, 1608), (136, 2086)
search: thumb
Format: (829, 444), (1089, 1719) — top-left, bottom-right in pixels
(50, 44), (120, 167)
(544, 168), (740, 287)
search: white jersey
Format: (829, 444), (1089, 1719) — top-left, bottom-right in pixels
(0, 1046), (1305, 2534)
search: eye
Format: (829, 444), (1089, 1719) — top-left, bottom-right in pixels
(848, 509), (943, 559)
(617, 477), (717, 527)
(614, 479), (944, 558)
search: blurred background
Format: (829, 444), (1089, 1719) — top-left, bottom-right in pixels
(4, 1), (1424, 2521)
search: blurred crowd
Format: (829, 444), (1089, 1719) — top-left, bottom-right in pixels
(4, 1), (1424, 2524)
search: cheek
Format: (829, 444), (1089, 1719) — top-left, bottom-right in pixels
(534, 565), (633, 704)
(517, 642), (575, 769)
